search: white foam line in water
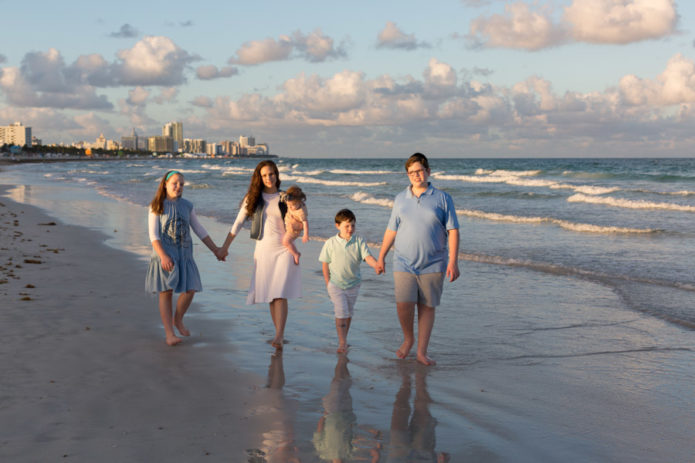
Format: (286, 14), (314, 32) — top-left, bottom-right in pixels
(457, 209), (657, 234)
(329, 169), (397, 175)
(350, 192), (394, 207)
(568, 193), (695, 212)
(433, 172), (620, 195)
(284, 175), (386, 187)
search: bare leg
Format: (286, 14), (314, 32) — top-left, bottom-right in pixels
(269, 298), (288, 350)
(158, 290), (181, 346)
(282, 233), (301, 265)
(174, 290), (195, 336)
(335, 317), (352, 353)
(396, 302), (416, 359)
(416, 304), (436, 366)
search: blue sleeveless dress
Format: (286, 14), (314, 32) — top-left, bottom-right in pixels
(145, 198), (203, 293)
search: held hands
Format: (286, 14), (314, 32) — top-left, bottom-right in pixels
(374, 258), (385, 275)
(302, 234), (309, 243)
(214, 247), (228, 262)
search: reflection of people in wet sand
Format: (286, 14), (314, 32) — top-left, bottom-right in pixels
(313, 356), (381, 463)
(247, 354), (301, 463)
(387, 363), (449, 462)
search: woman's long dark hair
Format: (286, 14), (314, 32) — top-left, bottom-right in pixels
(150, 170), (181, 215)
(244, 160), (281, 216)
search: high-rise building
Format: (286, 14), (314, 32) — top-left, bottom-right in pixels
(183, 138), (206, 154)
(163, 121), (183, 152)
(121, 128), (139, 151)
(0, 122), (32, 147)
(149, 136), (174, 153)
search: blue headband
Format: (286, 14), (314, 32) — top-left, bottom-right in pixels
(165, 171), (180, 181)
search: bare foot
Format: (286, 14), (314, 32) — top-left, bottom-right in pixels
(166, 335), (182, 346)
(396, 340), (413, 359)
(174, 320), (190, 336)
(271, 339), (284, 351)
(336, 343), (348, 353)
(416, 353), (436, 366)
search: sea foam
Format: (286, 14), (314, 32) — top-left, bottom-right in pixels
(568, 194), (695, 212)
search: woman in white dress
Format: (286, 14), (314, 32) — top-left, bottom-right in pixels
(221, 161), (301, 350)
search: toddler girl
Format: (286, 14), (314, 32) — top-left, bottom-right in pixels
(145, 170), (224, 346)
(281, 185), (309, 265)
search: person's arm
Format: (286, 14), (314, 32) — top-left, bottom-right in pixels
(222, 198), (249, 253)
(148, 211), (173, 271)
(301, 219), (309, 243)
(364, 255), (380, 273)
(446, 228), (460, 282)
(376, 229), (397, 274)
(322, 262), (330, 286)
(190, 209), (225, 260)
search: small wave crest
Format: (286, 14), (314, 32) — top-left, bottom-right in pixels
(282, 175), (386, 187)
(457, 209), (657, 234)
(568, 193), (695, 212)
(350, 192), (394, 208)
(329, 169), (396, 175)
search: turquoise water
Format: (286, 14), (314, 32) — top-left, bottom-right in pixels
(3, 157), (695, 461)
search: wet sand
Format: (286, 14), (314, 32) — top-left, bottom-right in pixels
(2, 176), (695, 462)
(0, 186), (276, 462)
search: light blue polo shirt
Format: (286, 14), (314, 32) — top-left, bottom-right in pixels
(319, 234), (373, 289)
(387, 183), (459, 274)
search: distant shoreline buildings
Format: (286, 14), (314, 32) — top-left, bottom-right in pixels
(0, 121), (271, 157)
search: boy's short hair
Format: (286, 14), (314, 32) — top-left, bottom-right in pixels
(335, 208), (356, 224)
(405, 152), (429, 171)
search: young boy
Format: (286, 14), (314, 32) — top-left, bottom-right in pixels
(319, 209), (380, 353)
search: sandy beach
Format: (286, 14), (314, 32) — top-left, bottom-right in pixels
(2, 162), (695, 462)
(0, 186), (274, 462)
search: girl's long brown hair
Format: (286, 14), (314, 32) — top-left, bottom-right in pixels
(244, 161), (281, 216)
(150, 170), (181, 215)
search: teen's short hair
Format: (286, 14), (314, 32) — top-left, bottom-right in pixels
(405, 152), (429, 171)
(335, 208), (356, 224)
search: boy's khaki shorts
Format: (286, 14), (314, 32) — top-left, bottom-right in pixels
(393, 271), (444, 307)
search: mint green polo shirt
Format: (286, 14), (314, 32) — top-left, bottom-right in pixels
(319, 234), (373, 289)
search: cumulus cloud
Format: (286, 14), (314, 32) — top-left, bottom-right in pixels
(0, 49), (113, 110)
(423, 58), (458, 98)
(469, 3), (568, 50)
(565, 0), (677, 44)
(126, 86), (149, 106)
(109, 24), (139, 38)
(620, 54), (695, 106)
(153, 86), (178, 104)
(196, 64), (239, 80)
(115, 36), (198, 86)
(468, 0), (678, 50)
(229, 29), (347, 65)
(377, 21), (430, 50)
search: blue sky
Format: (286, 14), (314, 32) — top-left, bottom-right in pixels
(1, 0), (694, 157)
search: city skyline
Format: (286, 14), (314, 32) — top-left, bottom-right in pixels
(0, 1), (694, 158)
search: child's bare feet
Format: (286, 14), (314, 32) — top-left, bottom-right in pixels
(166, 334), (182, 346)
(416, 353), (436, 366)
(396, 340), (413, 359)
(174, 320), (190, 336)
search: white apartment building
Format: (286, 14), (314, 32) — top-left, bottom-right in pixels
(0, 122), (32, 146)
(163, 121), (183, 152)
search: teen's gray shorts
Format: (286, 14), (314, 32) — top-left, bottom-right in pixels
(393, 272), (444, 307)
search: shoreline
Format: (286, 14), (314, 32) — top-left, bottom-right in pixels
(0, 153), (278, 166)
(0, 185), (275, 461)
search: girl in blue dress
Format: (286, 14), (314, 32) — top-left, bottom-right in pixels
(145, 170), (224, 346)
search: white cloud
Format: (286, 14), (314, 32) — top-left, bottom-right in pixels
(230, 36), (293, 65)
(153, 86), (178, 104)
(115, 36), (197, 86)
(620, 54), (695, 106)
(469, 3), (568, 50)
(195, 64), (239, 80)
(126, 86), (149, 105)
(377, 21), (429, 50)
(424, 58), (458, 98)
(565, 0), (677, 44)
(0, 49), (113, 110)
(191, 96), (213, 108)
(229, 30), (347, 65)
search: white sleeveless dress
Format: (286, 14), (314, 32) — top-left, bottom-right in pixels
(231, 192), (301, 304)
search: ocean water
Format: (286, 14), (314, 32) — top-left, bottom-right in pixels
(3, 157), (695, 461)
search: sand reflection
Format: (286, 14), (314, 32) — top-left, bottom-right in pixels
(387, 363), (449, 463)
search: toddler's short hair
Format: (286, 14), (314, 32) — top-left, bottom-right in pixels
(335, 208), (356, 224)
(285, 185), (306, 202)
